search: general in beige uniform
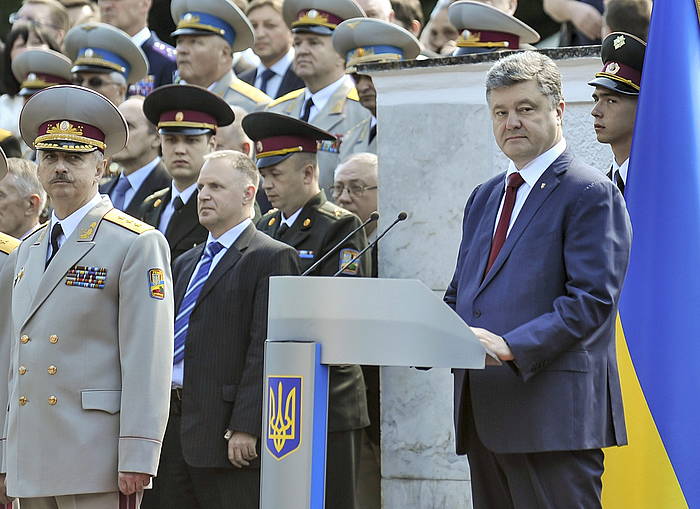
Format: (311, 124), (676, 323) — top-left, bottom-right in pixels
(0, 85), (173, 509)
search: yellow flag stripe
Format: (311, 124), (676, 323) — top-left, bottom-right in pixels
(602, 316), (687, 508)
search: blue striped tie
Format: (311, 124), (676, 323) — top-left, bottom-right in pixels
(173, 241), (224, 363)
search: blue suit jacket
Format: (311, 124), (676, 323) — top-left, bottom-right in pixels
(444, 149), (631, 455)
(129, 31), (177, 96)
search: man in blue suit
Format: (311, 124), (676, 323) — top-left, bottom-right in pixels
(444, 51), (632, 508)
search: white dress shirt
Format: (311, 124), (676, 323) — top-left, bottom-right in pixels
(158, 182), (198, 234)
(120, 157), (161, 209)
(47, 193), (103, 260)
(302, 75), (351, 122)
(254, 48), (294, 98)
(611, 158), (629, 186)
(281, 208), (303, 227)
(130, 26), (151, 48)
(172, 218), (252, 387)
(494, 138), (567, 236)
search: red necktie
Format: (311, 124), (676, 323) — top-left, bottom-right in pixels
(484, 172), (525, 276)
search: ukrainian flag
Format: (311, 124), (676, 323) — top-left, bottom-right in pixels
(601, 2), (700, 508)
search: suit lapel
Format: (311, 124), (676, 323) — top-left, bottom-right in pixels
(166, 190), (200, 246)
(278, 66), (303, 98)
(126, 162), (171, 216)
(19, 226), (50, 307)
(478, 154), (570, 292)
(22, 198), (110, 327)
(470, 182), (505, 286)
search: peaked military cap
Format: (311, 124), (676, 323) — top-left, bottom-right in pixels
(0, 147), (7, 181)
(448, 1), (539, 56)
(143, 84), (235, 136)
(171, 0), (254, 53)
(588, 32), (646, 96)
(242, 111), (336, 168)
(19, 85), (128, 157)
(64, 22), (149, 84)
(12, 49), (73, 98)
(333, 18), (420, 72)
(283, 0), (365, 36)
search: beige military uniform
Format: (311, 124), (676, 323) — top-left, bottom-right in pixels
(266, 79), (372, 191)
(338, 117), (377, 162)
(210, 70), (271, 113)
(1, 197), (173, 500)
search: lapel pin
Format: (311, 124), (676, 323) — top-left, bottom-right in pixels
(540, 183), (547, 189)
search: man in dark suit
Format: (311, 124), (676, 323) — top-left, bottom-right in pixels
(244, 111), (370, 509)
(100, 96), (171, 216)
(147, 150), (300, 509)
(444, 51), (632, 508)
(138, 84), (234, 263)
(99, 0), (178, 95)
(241, 0), (305, 99)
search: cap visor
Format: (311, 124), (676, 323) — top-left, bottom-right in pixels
(292, 25), (334, 36)
(587, 76), (639, 96)
(158, 126), (214, 136)
(171, 27), (219, 39)
(256, 153), (294, 169)
(36, 140), (98, 153)
(71, 64), (111, 75)
(454, 46), (499, 56)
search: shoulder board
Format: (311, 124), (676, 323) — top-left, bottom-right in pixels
(0, 232), (20, 255)
(258, 209), (279, 228)
(347, 87), (359, 101)
(267, 88), (305, 108)
(317, 201), (351, 220)
(103, 209), (154, 234)
(230, 79), (272, 104)
(145, 187), (169, 203)
(0, 128), (13, 141)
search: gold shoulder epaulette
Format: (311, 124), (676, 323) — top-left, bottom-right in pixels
(346, 87), (360, 101)
(104, 209), (154, 234)
(144, 187), (169, 204)
(230, 79), (272, 104)
(0, 128), (14, 142)
(267, 88), (305, 108)
(0, 232), (20, 255)
(318, 201), (350, 220)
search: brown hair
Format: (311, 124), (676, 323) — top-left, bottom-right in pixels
(246, 0), (284, 15)
(604, 0), (651, 40)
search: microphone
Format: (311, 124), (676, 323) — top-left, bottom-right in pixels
(301, 211), (379, 276)
(333, 211), (408, 277)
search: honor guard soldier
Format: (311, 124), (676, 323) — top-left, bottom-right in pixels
(139, 84), (235, 263)
(266, 0), (371, 191)
(447, 0), (539, 56)
(589, 32), (646, 195)
(64, 22), (149, 106)
(244, 111), (370, 509)
(332, 17), (420, 159)
(11, 48), (74, 101)
(0, 84), (174, 509)
(171, 0), (273, 112)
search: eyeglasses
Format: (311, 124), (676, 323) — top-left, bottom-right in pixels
(330, 183), (377, 199)
(9, 13), (62, 32)
(72, 76), (118, 88)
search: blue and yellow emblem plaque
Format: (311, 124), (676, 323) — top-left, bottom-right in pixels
(266, 375), (303, 460)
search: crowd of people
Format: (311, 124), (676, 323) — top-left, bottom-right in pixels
(0, 0), (653, 508)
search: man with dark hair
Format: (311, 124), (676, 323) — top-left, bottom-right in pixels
(445, 51), (631, 508)
(602, 0), (651, 40)
(390, 0), (423, 36)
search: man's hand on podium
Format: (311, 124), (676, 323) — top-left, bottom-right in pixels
(470, 327), (514, 365)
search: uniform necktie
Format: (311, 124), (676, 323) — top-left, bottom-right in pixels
(172, 196), (185, 211)
(369, 124), (377, 144)
(614, 171), (625, 195)
(276, 222), (289, 238)
(259, 68), (276, 96)
(173, 241), (224, 363)
(46, 222), (64, 269)
(484, 172), (525, 277)
(300, 97), (314, 122)
(111, 175), (131, 210)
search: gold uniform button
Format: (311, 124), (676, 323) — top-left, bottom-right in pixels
(48, 396), (57, 406)
(48, 365), (58, 375)
(19, 396), (28, 406)
(18, 366), (27, 375)
(20, 335), (30, 344)
(49, 335), (59, 344)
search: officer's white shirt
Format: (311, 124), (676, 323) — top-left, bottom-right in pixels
(172, 217), (253, 387)
(302, 75), (352, 122)
(120, 156), (161, 209)
(47, 193), (102, 260)
(496, 138), (567, 236)
(281, 208), (303, 228)
(130, 26), (151, 48)
(158, 182), (198, 234)
(612, 157), (629, 185)
(254, 48), (294, 99)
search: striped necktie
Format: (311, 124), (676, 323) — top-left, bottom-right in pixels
(173, 241), (224, 363)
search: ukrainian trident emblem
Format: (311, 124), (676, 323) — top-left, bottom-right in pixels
(266, 376), (302, 460)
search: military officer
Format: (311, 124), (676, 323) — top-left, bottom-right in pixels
(11, 48), (74, 100)
(447, 0), (539, 56)
(244, 111), (369, 509)
(170, 0), (272, 112)
(0, 84), (173, 509)
(332, 17), (420, 159)
(589, 31), (646, 195)
(139, 84), (235, 263)
(266, 0), (371, 191)
(64, 22), (149, 106)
